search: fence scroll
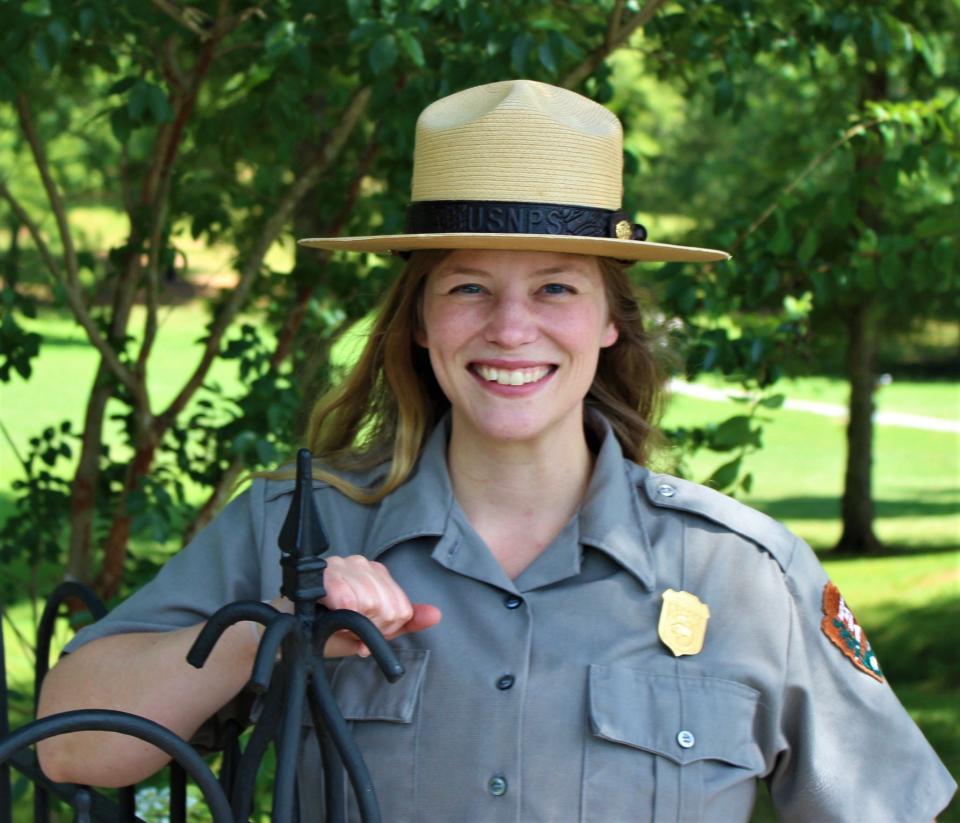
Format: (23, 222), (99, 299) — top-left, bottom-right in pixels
(0, 449), (401, 822)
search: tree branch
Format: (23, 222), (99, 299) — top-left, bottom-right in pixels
(562, 0), (668, 90)
(136, 16), (233, 373)
(11, 95), (140, 397)
(158, 84), (374, 426)
(605, 0), (626, 51)
(149, 0), (212, 40)
(727, 118), (886, 255)
(0, 180), (63, 282)
(14, 94), (78, 282)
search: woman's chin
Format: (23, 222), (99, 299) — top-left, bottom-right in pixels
(452, 408), (579, 448)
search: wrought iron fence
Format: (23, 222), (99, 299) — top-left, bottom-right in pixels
(0, 449), (398, 822)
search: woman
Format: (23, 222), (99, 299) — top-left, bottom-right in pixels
(38, 80), (954, 821)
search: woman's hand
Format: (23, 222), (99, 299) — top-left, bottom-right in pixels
(263, 555), (441, 658)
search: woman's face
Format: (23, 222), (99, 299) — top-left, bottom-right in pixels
(418, 249), (618, 447)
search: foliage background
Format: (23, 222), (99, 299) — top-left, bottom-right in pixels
(0, 0), (957, 818)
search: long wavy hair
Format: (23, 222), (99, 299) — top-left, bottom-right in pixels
(301, 250), (666, 503)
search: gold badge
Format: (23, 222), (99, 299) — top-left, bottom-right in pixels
(615, 219), (633, 240)
(658, 589), (710, 656)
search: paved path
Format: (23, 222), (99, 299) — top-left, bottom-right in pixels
(669, 380), (960, 434)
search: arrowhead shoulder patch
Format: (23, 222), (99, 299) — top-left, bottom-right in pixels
(820, 581), (884, 682)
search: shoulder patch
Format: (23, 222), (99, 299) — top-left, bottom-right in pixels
(634, 468), (797, 573)
(820, 581), (884, 682)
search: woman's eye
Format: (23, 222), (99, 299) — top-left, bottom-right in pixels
(541, 283), (576, 295)
(450, 283), (485, 295)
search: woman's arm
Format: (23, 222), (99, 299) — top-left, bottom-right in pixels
(36, 556), (440, 787)
(36, 619), (257, 787)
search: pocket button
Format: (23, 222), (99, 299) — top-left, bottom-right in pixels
(677, 730), (696, 749)
(488, 776), (508, 796)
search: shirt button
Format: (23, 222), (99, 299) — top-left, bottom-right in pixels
(677, 730), (695, 748)
(496, 674), (515, 690)
(488, 775), (508, 796)
(657, 483), (677, 498)
(503, 595), (523, 609)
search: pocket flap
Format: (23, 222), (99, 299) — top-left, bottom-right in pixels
(330, 648), (430, 723)
(589, 665), (763, 770)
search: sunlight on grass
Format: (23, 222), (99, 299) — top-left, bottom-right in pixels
(662, 394), (960, 551)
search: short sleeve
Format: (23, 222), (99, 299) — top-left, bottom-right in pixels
(65, 485), (264, 653)
(60, 483), (267, 752)
(768, 538), (956, 821)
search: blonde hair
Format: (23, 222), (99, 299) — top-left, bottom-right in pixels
(301, 251), (665, 503)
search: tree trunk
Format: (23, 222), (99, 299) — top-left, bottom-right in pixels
(94, 432), (158, 600)
(66, 249), (145, 583)
(835, 299), (882, 553)
(835, 67), (888, 556)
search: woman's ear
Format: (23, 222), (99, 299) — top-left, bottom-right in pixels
(414, 327), (428, 347)
(601, 320), (619, 348)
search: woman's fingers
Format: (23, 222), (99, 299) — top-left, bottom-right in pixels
(319, 556), (440, 657)
(401, 603), (443, 636)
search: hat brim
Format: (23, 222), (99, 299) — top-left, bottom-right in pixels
(297, 233), (729, 263)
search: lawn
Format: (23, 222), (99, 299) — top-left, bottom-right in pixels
(1, 307), (957, 820)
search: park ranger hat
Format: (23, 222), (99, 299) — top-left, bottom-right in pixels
(299, 79), (729, 263)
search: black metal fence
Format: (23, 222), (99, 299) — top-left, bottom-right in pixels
(0, 449), (398, 822)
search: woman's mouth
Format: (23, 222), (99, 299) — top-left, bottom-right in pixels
(471, 364), (554, 386)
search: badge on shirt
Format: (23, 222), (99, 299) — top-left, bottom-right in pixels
(821, 581), (884, 682)
(658, 589), (710, 656)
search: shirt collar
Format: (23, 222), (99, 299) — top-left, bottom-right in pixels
(363, 417), (454, 558)
(362, 411), (656, 591)
(577, 411), (656, 591)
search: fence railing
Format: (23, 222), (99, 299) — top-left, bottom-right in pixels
(0, 448), (399, 822)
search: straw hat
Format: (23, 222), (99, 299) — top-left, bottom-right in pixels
(299, 80), (729, 263)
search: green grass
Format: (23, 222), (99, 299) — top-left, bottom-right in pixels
(0, 303), (254, 491)
(662, 393), (960, 551)
(690, 372), (960, 423)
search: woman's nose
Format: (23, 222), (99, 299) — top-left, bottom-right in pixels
(484, 296), (537, 349)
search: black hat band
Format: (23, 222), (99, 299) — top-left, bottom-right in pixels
(405, 200), (648, 242)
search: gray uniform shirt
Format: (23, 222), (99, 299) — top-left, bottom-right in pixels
(68, 415), (956, 822)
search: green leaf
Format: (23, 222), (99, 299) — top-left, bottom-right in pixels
(878, 253), (900, 289)
(511, 34), (532, 75)
(797, 230), (818, 264)
(397, 30), (425, 67)
(145, 84), (172, 123)
(346, 0), (371, 21)
(22, 0), (50, 15)
(770, 213), (792, 256)
(759, 393), (785, 409)
(109, 107), (132, 143)
(369, 33), (398, 75)
(128, 80), (149, 120)
(108, 76), (137, 95)
(538, 41), (557, 75)
(711, 415), (757, 450)
(32, 37), (51, 71)
(78, 7), (96, 35)
(713, 76), (734, 116)
(706, 456), (741, 491)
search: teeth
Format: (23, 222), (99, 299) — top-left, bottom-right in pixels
(475, 365), (551, 386)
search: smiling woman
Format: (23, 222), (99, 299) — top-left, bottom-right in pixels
(36, 79), (955, 822)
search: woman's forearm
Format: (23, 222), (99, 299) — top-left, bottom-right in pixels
(36, 621), (258, 787)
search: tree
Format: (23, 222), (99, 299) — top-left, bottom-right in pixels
(618, 0), (959, 552)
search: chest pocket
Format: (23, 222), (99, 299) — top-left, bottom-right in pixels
(584, 665), (764, 823)
(300, 648), (429, 823)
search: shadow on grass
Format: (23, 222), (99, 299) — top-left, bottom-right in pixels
(867, 595), (960, 690)
(751, 492), (959, 522)
(816, 544), (960, 562)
